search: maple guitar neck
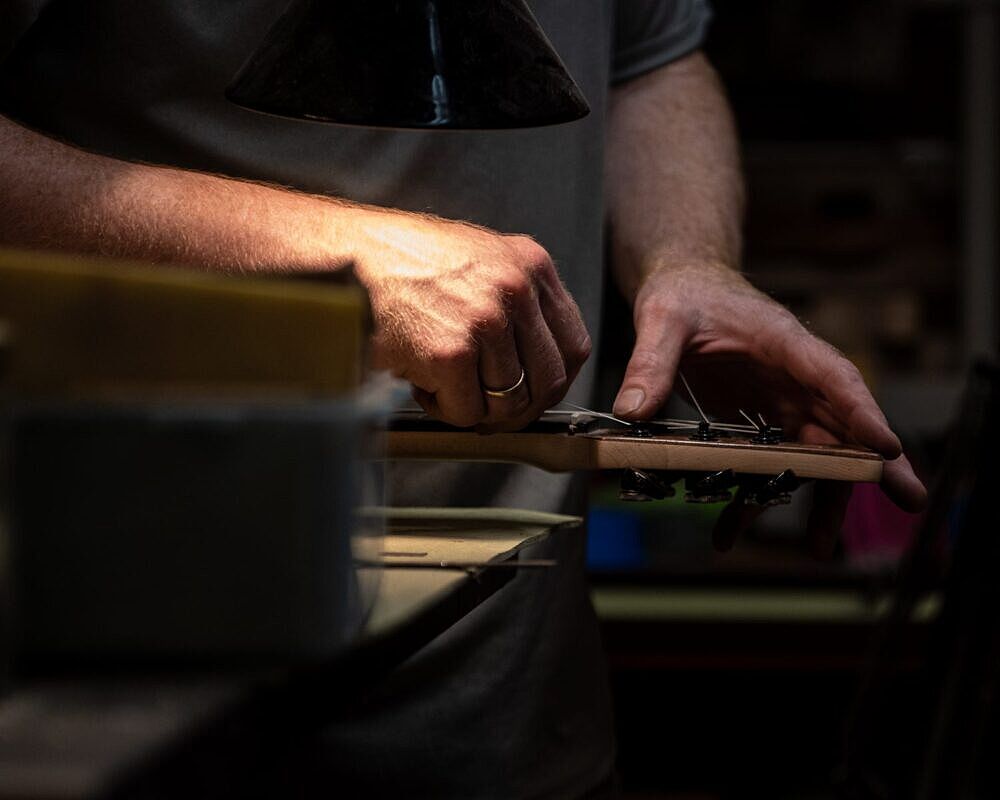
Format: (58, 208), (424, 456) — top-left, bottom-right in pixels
(386, 412), (883, 484)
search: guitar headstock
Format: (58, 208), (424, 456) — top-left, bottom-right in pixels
(559, 407), (877, 505)
(563, 412), (800, 506)
(387, 406), (882, 490)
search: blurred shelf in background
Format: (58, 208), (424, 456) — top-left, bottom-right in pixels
(591, 4), (987, 793)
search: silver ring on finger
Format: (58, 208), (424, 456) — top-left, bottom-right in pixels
(483, 368), (526, 398)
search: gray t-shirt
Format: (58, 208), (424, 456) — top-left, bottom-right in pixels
(0, 1), (711, 795)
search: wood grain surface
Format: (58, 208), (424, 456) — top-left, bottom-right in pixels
(387, 429), (883, 482)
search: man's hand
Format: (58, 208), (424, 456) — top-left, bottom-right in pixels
(0, 117), (588, 431)
(606, 53), (925, 551)
(612, 260), (928, 551)
(352, 209), (591, 429)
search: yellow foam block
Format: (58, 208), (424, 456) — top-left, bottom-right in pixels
(0, 248), (367, 399)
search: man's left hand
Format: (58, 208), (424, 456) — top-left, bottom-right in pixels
(612, 260), (928, 553)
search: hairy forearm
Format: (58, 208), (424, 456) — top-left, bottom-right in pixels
(605, 51), (744, 303)
(0, 115), (592, 429)
(0, 114), (362, 274)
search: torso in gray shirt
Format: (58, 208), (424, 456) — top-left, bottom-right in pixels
(0, 1), (710, 795)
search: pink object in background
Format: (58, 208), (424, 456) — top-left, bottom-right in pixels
(842, 482), (923, 568)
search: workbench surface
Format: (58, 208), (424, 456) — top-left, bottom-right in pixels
(363, 506), (578, 635)
(0, 507), (580, 799)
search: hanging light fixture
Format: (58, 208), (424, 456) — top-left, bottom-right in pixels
(226, 0), (590, 129)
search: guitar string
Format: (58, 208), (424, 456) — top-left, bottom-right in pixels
(553, 403), (771, 435)
(678, 370), (710, 425)
(558, 401), (635, 428)
(395, 394), (774, 435)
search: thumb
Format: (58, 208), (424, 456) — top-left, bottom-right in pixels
(613, 317), (686, 420)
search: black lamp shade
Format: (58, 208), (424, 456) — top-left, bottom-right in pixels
(226, 0), (590, 129)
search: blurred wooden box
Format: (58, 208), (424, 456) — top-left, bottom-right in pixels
(0, 249), (380, 668)
(0, 248), (367, 400)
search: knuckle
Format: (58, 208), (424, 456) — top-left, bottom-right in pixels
(782, 310), (804, 331)
(429, 339), (476, 369)
(523, 257), (553, 282)
(541, 373), (569, 407)
(626, 349), (661, 377)
(814, 337), (863, 382)
(573, 333), (593, 365)
(777, 312), (810, 344)
(469, 299), (507, 335)
(478, 316), (508, 340)
(841, 359), (865, 384)
(495, 270), (532, 301)
(508, 235), (554, 272)
(636, 293), (677, 322)
(636, 297), (689, 335)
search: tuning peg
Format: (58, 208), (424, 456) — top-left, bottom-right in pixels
(684, 469), (738, 503)
(751, 421), (783, 445)
(689, 420), (718, 441)
(745, 469), (800, 506)
(739, 408), (784, 444)
(619, 468), (676, 502)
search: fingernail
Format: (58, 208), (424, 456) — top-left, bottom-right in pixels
(613, 388), (645, 416)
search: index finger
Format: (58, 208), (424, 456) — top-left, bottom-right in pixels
(536, 276), (591, 387)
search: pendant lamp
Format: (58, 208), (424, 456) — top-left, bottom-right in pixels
(226, 0), (590, 129)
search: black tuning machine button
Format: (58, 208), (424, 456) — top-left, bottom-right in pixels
(619, 469), (677, 502)
(689, 420), (718, 441)
(745, 469), (800, 507)
(684, 469), (739, 503)
(751, 424), (783, 445)
(738, 409), (784, 444)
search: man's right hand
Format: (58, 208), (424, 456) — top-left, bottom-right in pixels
(352, 209), (591, 430)
(0, 116), (587, 430)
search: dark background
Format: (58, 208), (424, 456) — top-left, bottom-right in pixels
(591, 1), (998, 797)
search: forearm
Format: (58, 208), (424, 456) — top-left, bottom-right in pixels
(0, 115), (589, 428)
(605, 51), (744, 303)
(0, 114), (362, 274)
